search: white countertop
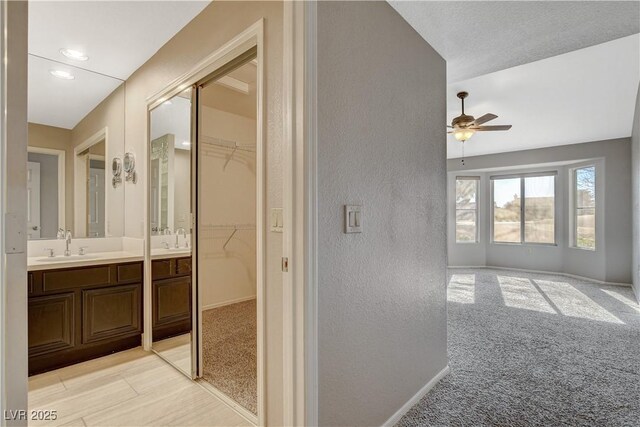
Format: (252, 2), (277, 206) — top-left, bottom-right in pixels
(150, 248), (192, 260)
(28, 251), (144, 271)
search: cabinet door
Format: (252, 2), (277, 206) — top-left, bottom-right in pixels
(29, 293), (75, 356)
(153, 276), (192, 339)
(82, 284), (141, 344)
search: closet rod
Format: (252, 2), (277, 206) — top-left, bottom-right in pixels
(201, 223), (255, 230)
(200, 136), (256, 153)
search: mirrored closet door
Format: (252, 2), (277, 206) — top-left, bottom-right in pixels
(196, 49), (258, 416)
(149, 88), (194, 377)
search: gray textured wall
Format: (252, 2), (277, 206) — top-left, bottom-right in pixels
(632, 84), (640, 300)
(448, 138), (632, 284)
(317, 2), (448, 425)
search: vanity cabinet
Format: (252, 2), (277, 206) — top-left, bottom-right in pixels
(28, 261), (143, 375)
(152, 257), (192, 341)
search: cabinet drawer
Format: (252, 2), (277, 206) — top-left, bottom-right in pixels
(82, 284), (141, 344)
(29, 293), (75, 356)
(152, 259), (173, 279)
(117, 262), (142, 283)
(43, 266), (110, 293)
(175, 258), (192, 276)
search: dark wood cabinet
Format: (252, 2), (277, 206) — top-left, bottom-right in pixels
(28, 293), (75, 356)
(28, 261), (143, 375)
(152, 257), (192, 341)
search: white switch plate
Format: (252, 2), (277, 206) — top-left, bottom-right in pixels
(271, 208), (283, 233)
(344, 205), (362, 233)
(5, 213), (26, 254)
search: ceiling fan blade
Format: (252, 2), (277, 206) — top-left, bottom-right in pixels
(472, 125), (512, 131)
(472, 113), (498, 126)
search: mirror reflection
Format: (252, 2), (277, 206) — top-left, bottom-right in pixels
(149, 90), (193, 376)
(27, 54), (125, 240)
(150, 93), (192, 236)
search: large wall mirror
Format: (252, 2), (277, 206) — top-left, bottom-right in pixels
(27, 55), (125, 240)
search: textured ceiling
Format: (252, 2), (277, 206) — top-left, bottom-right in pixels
(388, 1), (640, 82)
(446, 34), (640, 159)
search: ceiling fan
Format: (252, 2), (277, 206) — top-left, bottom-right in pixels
(448, 91), (512, 165)
(448, 91), (512, 141)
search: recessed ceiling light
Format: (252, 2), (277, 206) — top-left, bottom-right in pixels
(182, 141), (191, 147)
(60, 48), (88, 61)
(50, 70), (75, 80)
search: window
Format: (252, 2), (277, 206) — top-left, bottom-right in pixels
(524, 175), (555, 244)
(455, 177), (478, 243)
(574, 166), (596, 250)
(493, 178), (521, 243)
(492, 173), (556, 244)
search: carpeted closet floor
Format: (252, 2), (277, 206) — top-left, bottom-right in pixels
(398, 268), (640, 426)
(202, 299), (257, 414)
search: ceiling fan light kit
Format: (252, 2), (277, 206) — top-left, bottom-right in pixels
(448, 91), (513, 164)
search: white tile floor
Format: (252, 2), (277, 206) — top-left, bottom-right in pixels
(28, 348), (251, 427)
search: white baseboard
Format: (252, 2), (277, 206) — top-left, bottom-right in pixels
(448, 265), (632, 288)
(202, 295), (256, 311)
(382, 365), (450, 427)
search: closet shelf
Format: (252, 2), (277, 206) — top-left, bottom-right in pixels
(200, 136), (256, 153)
(200, 223), (256, 250)
(200, 136), (256, 171)
(201, 223), (255, 230)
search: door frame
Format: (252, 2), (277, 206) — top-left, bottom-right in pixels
(27, 146), (66, 233)
(282, 2), (318, 425)
(144, 19), (265, 426)
(73, 127), (108, 237)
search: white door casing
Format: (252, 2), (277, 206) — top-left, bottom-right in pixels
(27, 161), (41, 239)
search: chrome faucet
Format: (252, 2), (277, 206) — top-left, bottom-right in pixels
(176, 227), (187, 249)
(64, 230), (72, 256)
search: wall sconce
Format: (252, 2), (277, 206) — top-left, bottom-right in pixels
(112, 157), (122, 188)
(123, 152), (137, 184)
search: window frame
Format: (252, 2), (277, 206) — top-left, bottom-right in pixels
(490, 171), (558, 246)
(455, 176), (480, 244)
(571, 165), (596, 251)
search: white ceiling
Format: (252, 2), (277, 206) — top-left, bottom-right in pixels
(150, 95), (192, 151)
(29, 1), (210, 129)
(389, 1), (640, 82)
(446, 34), (640, 159)
(28, 55), (123, 130)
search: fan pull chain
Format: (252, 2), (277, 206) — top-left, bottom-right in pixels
(461, 141), (465, 166)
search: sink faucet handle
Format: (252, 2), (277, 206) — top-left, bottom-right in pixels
(79, 246), (89, 255)
(43, 248), (55, 258)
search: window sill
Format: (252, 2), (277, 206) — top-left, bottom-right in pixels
(490, 242), (558, 247)
(569, 246), (596, 252)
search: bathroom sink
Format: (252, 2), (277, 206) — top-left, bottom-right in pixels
(36, 255), (104, 263)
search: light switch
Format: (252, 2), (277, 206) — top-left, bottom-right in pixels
(344, 205), (362, 233)
(271, 208), (283, 233)
(5, 213), (26, 254)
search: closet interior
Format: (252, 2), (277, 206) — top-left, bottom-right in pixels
(196, 53), (258, 415)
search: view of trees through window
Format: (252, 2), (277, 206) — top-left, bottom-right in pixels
(575, 166), (596, 249)
(493, 178), (521, 243)
(455, 178), (478, 242)
(492, 174), (555, 244)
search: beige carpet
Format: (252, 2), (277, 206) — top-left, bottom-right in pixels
(202, 299), (257, 414)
